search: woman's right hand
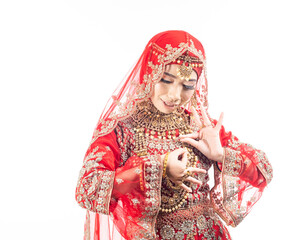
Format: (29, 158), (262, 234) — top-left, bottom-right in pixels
(162, 148), (206, 192)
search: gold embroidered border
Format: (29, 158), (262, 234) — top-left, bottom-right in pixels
(76, 170), (115, 215)
(132, 155), (162, 240)
(222, 148), (243, 177)
(255, 150), (273, 184)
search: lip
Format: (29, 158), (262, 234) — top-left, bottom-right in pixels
(162, 99), (178, 109)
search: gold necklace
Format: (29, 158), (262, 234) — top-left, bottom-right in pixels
(131, 101), (192, 156)
(131, 101), (199, 213)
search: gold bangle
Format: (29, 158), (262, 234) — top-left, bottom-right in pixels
(139, 164), (144, 191)
(162, 152), (169, 178)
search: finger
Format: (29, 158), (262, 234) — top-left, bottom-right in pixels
(172, 148), (187, 156)
(190, 140), (208, 155)
(180, 138), (199, 149)
(181, 151), (188, 166)
(185, 176), (202, 185)
(191, 106), (203, 128)
(199, 128), (204, 139)
(200, 104), (212, 127)
(186, 167), (207, 174)
(215, 112), (224, 130)
(180, 183), (192, 193)
(179, 132), (198, 139)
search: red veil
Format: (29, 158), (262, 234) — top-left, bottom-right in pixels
(76, 30), (273, 240)
(90, 30), (208, 144)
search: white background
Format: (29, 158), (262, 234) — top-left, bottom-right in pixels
(0, 0), (299, 239)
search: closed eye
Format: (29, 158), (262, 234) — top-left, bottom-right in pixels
(183, 84), (195, 90)
(160, 78), (172, 84)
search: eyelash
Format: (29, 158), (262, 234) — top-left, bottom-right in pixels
(160, 78), (195, 90)
(183, 85), (195, 90)
(160, 78), (172, 84)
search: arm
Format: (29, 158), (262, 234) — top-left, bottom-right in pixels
(75, 125), (163, 239)
(109, 154), (163, 239)
(180, 106), (273, 227)
(75, 131), (120, 214)
(217, 125), (272, 186)
(211, 124), (273, 227)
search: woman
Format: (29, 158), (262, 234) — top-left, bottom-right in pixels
(75, 30), (273, 240)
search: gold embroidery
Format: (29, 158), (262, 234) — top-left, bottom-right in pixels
(116, 178), (124, 184)
(76, 147), (115, 215)
(223, 148), (242, 177)
(255, 149), (273, 184)
(156, 205), (230, 240)
(133, 155), (162, 239)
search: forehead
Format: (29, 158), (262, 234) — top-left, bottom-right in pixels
(164, 64), (198, 81)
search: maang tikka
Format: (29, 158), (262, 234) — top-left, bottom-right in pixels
(175, 53), (203, 81)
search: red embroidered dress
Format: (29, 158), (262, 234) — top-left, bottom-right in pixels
(75, 31), (273, 240)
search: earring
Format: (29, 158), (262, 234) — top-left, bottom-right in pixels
(175, 102), (187, 115)
(191, 92), (198, 109)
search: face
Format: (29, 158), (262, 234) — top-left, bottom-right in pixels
(150, 64), (197, 114)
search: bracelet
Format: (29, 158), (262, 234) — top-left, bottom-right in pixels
(162, 152), (169, 178)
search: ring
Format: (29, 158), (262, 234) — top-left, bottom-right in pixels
(183, 174), (188, 180)
(183, 170), (192, 180)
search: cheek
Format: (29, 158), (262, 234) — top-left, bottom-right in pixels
(152, 83), (166, 98)
(181, 90), (194, 103)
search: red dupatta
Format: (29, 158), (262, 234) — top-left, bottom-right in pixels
(90, 30), (208, 143)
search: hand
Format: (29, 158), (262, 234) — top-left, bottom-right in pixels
(180, 105), (224, 162)
(164, 148), (206, 192)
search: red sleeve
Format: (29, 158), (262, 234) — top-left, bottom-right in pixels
(217, 122), (272, 187)
(75, 131), (121, 214)
(76, 129), (162, 239)
(210, 120), (273, 227)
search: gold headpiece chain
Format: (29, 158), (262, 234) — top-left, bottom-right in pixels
(175, 54), (203, 81)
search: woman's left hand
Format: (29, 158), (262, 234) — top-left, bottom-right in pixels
(180, 105), (224, 162)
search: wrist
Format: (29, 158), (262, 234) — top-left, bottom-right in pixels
(215, 148), (225, 163)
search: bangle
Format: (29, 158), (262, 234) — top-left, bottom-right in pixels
(162, 152), (169, 178)
(139, 164), (144, 191)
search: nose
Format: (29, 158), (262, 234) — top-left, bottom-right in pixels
(167, 85), (181, 103)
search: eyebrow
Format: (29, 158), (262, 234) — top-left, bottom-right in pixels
(164, 72), (176, 78)
(163, 72), (197, 82)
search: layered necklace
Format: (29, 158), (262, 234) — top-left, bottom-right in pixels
(131, 100), (200, 213)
